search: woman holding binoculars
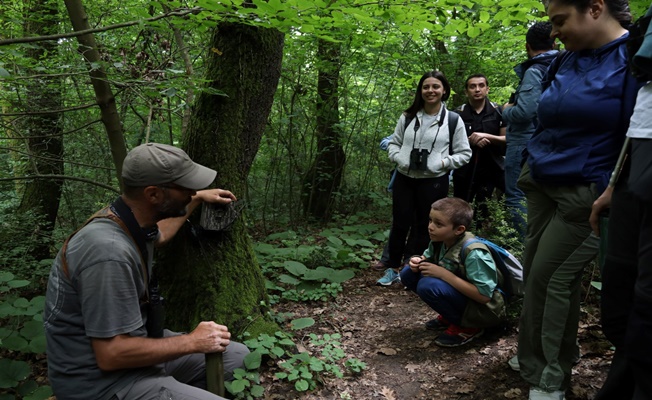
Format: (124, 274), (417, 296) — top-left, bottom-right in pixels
(382, 70), (471, 282)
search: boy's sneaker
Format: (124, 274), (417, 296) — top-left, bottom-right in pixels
(434, 324), (484, 347)
(425, 314), (450, 331)
(528, 387), (565, 400)
(376, 268), (400, 286)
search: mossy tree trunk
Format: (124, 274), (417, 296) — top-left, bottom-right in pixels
(157, 22), (284, 337)
(15, 0), (64, 260)
(301, 38), (345, 221)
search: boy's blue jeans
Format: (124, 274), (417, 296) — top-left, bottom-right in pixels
(400, 265), (467, 326)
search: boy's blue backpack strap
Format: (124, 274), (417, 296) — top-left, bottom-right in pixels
(460, 237), (524, 298)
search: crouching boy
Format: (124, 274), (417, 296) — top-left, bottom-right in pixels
(400, 197), (506, 347)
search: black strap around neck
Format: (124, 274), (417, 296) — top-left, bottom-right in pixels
(110, 196), (150, 263)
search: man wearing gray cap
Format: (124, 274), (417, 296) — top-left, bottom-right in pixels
(44, 143), (248, 400)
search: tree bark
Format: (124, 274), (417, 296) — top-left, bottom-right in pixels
(15, 0), (64, 260)
(157, 22), (284, 337)
(64, 0), (127, 187)
(301, 38), (345, 221)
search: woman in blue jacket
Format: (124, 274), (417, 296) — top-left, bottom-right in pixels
(515, 0), (640, 399)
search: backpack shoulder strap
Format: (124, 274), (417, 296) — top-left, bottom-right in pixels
(460, 237), (505, 289)
(447, 111), (460, 155)
(403, 113), (416, 132)
(460, 237), (487, 260)
(59, 207), (150, 298)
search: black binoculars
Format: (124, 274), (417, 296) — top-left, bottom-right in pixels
(409, 148), (430, 171)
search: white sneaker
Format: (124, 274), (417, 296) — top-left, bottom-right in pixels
(508, 355), (520, 371)
(528, 387), (565, 400)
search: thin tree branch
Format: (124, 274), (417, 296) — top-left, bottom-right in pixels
(0, 175), (119, 193)
(0, 146), (114, 171)
(0, 119), (102, 139)
(0, 7), (202, 46)
(0, 102), (97, 116)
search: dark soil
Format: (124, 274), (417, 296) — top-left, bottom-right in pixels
(263, 267), (613, 400)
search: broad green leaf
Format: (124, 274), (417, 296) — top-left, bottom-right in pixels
(3, 334), (28, 351)
(20, 320), (44, 340)
(7, 280), (29, 289)
(290, 317), (315, 330)
(17, 379), (37, 396)
(13, 298), (29, 308)
(229, 378), (247, 393)
(278, 274), (301, 285)
(315, 267), (354, 283)
(0, 67), (10, 77)
(326, 236), (342, 246)
(250, 385), (265, 397)
(244, 350), (262, 369)
(295, 379), (310, 391)
(26, 335), (46, 354)
(271, 346), (285, 357)
(0, 272), (14, 283)
(467, 26), (481, 38)
(0, 359), (30, 389)
(283, 261), (308, 277)
(23, 385), (52, 400)
(160, 87), (177, 97)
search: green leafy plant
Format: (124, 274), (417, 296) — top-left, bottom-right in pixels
(228, 319), (366, 398)
(0, 272), (51, 400)
(255, 221), (387, 304)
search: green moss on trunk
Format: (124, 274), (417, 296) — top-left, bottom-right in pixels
(157, 22), (284, 338)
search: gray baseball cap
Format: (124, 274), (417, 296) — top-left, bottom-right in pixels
(121, 143), (216, 190)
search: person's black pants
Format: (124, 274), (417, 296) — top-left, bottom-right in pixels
(387, 172), (448, 268)
(597, 138), (652, 400)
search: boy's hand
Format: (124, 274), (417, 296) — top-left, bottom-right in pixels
(408, 256), (424, 272)
(418, 262), (448, 279)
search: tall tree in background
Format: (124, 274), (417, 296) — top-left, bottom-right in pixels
(64, 0), (127, 185)
(301, 38), (345, 221)
(15, 0), (64, 260)
(157, 21), (285, 335)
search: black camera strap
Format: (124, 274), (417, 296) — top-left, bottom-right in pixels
(110, 196), (150, 264)
(411, 106), (447, 152)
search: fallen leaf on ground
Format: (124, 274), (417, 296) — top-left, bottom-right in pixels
(405, 363), (420, 373)
(456, 384), (476, 394)
(378, 347), (397, 356)
(504, 388), (522, 398)
(380, 386), (396, 400)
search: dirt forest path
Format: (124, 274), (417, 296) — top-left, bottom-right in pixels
(268, 267), (613, 400)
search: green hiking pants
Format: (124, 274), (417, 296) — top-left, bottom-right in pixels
(516, 164), (599, 391)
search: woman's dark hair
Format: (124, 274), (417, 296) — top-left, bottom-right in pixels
(550, 0), (631, 27)
(404, 70), (451, 118)
(527, 22), (555, 51)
